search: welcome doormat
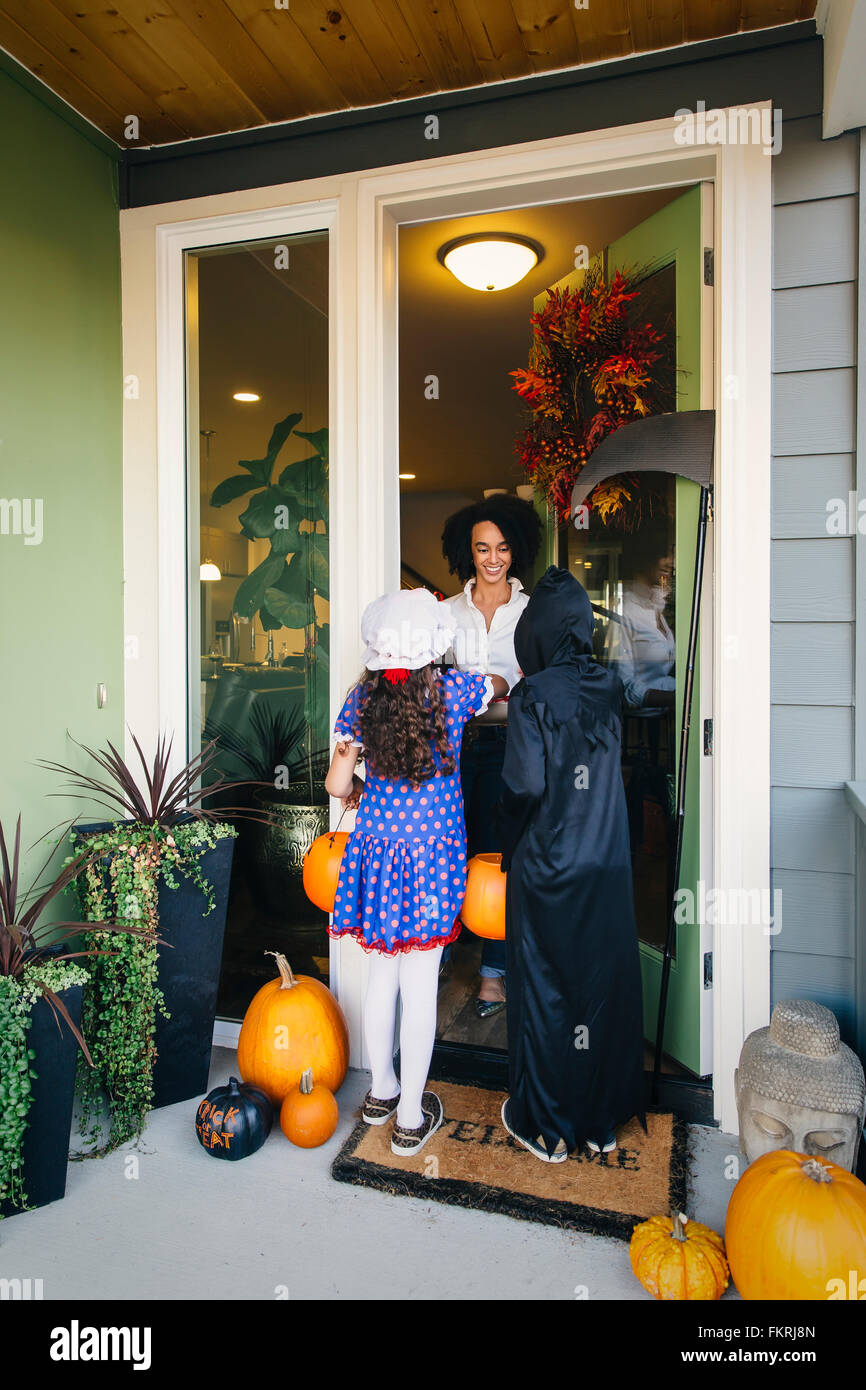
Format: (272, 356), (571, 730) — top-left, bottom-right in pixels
(331, 1080), (689, 1241)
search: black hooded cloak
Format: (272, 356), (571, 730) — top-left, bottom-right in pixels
(497, 566), (647, 1152)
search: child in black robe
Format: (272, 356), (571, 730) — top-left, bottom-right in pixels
(497, 566), (647, 1161)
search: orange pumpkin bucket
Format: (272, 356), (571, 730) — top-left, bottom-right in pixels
(302, 830), (349, 912)
(461, 853), (506, 940)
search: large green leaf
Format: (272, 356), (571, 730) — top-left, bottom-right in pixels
(238, 486), (298, 540)
(278, 456), (328, 522)
(263, 586), (309, 629)
(295, 426), (328, 464)
(279, 535), (329, 601)
(265, 411), (303, 461)
(232, 552), (286, 620)
(210, 473), (258, 508)
(234, 412), (303, 486)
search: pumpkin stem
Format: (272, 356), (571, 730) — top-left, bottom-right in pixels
(801, 1157), (833, 1184)
(265, 950), (296, 989)
(671, 1211), (689, 1241)
(300, 1068), (314, 1094)
(228, 1077), (240, 1093)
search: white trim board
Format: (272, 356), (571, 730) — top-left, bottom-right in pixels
(123, 110), (773, 1136)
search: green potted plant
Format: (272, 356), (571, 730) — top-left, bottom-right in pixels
(40, 733), (268, 1152)
(0, 816), (146, 1214)
(209, 409), (330, 759)
(208, 408), (331, 927)
(206, 702), (330, 920)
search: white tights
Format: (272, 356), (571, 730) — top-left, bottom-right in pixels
(364, 945), (443, 1130)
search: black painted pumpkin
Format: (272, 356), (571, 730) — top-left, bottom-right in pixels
(195, 1076), (273, 1160)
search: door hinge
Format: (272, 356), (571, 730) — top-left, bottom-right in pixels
(703, 951), (713, 989)
(703, 718), (713, 755)
(703, 247), (714, 286)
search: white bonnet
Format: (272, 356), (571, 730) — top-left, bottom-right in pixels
(360, 588), (456, 671)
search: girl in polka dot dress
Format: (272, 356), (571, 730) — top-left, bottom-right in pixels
(324, 588), (494, 1156)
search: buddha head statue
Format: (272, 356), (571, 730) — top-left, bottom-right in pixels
(735, 999), (865, 1173)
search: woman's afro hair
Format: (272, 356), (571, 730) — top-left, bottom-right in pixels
(441, 493), (543, 585)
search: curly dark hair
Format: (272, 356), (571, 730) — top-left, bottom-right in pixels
(441, 493), (543, 585)
(355, 665), (456, 786)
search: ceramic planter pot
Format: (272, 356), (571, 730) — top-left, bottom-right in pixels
(246, 784), (328, 918)
(0, 985), (83, 1218)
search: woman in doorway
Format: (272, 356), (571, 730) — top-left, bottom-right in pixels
(440, 493), (542, 1017)
(498, 566), (646, 1160)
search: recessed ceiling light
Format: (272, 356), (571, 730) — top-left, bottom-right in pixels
(233, 391), (260, 402)
(399, 472), (416, 480)
(437, 233), (544, 292)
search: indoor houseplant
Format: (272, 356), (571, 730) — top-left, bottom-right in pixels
(209, 409), (330, 758)
(208, 409), (331, 924)
(40, 732), (265, 1152)
(206, 701), (329, 920)
(0, 815), (147, 1214)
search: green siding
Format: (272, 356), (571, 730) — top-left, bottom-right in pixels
(0, 70), (123, 892)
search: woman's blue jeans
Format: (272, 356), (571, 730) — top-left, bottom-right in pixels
(458, 724), (508, 978)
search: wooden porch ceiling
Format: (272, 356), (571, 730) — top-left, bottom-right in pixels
(0, 1), (817, 148)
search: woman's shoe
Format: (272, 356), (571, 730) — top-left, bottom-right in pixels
(475, 996), (506, 1019)
(361, 1090), (400, 1125)
(391, 1091), (443, 1157)
(586, 1131), (617, 1154)
(475, 975), (506, 1019)
(501, 1097), (568, 1163)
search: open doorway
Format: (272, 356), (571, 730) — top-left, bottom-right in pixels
(397, 183), (711, 1088)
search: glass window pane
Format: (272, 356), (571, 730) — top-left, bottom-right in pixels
(185, 231), (330, 1019)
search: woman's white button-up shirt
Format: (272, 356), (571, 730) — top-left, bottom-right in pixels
(441, 577), (529, 692)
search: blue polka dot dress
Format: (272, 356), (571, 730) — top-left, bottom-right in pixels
(329, 669), (491, 955)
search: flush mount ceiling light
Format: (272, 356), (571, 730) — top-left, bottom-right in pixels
(398, 472), (416, 480)
(437, 233), (544, 292)
(233, 391), (260, 402)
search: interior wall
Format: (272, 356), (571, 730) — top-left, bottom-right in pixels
(0, 70), (123, 891)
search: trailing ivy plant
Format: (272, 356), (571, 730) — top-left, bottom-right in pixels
(42, 731), (259, 1156)
(0, 815), (139, 1213)
(72, 819), (237, 1156)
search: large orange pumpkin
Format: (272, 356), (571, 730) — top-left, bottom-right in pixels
(630, 1211), (729, 1300)
(303, 831), (349, 913)
(461, 853), (506, 940)
(725, 1149), (866, 1300)
(280, 1067), (339, 1148)
(237, 952), (349, 1103)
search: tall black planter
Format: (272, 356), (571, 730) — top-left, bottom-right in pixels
(76, 823), (236, 1113)
(0, 986), (83, 1218)
(152, 834), (235, 1109)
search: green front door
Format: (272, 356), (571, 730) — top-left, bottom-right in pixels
(605, 185), (709, 1075)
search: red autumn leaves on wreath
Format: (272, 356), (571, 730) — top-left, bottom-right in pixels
(510, 265), (669, 522)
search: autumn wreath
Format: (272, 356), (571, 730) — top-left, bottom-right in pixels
(510, 263), (672, 523)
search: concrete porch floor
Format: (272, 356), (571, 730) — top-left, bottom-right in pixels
(0, 1047), (741, 1300)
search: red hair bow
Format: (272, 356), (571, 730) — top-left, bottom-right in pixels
(383, 667), (410, 685)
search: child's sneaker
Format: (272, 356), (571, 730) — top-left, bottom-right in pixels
(361, 1090), (400, 1125)
(501, 1097), (568, 1163)
(390, 1091), (443, 1156)
(586, 1131), (617, 1154)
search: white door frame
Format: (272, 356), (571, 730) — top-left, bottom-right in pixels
(141, 109), (772, 1134)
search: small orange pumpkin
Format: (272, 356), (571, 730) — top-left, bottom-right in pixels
(238, 952), (349, 1104)
(630, 1211), (729, 1300)
(725, 1149), (866, 1300)
(461, 853), (506, 940)
(303, 831), (349, 913)
(280, 1068), (338, 1148)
